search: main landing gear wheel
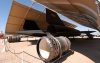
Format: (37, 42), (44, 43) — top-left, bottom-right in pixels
(7, 36), (21, 42)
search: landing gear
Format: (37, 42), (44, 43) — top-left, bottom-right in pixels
(87, 35), (93, 40)
(7, 36), (21, 42)
(87, 34), (94, 40)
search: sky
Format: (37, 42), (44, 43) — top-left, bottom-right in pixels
(0, 0), (100, 35)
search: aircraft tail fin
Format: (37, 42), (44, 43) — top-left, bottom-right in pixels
(46, 9), (64, 26)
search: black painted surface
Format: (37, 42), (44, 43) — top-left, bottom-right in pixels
(46, 9), (64, 26)
(23, 20), (40, 30)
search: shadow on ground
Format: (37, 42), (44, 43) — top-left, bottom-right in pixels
(14, 38), (100, 63)
(70, 38), (100, 63)
(55, 38), (100, 63)
(27, 40), (39, 45)
(55, 50), (74, 63)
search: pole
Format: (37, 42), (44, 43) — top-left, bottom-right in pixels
(2, 34), (7, 52)
(22, 51), (24, 63)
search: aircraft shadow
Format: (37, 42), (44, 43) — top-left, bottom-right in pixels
(70, 38), (100, 63)
(27, 40), (39, 45)
(8, 41), (24, 43)
(55, 50), (74, 63)
(19, 38), (100, 63)
(55, 38), (100, 63)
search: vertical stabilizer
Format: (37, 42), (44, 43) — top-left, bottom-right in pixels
(46, 9), (64, 26)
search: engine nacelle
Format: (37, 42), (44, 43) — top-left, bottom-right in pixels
(37, 36), (71, 62)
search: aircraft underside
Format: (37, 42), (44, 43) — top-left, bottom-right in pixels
(5, 0), (97, 62)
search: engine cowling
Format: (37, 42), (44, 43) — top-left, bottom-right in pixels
(37, 36), (71, 62)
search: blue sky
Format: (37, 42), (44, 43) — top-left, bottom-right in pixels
(0, 0), (12, 33)
(0, 0), (100, 35)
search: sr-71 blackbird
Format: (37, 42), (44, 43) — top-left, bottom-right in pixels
(5, 1), (96, 62)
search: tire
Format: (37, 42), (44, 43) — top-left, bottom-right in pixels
(7, 36), (12, 42)
(16, 36), (21, 42)
(7, 36), (21, 42)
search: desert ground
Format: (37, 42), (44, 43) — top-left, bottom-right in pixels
(0, 37), (100, 63)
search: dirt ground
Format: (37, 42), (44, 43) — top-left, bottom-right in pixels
(0, 37), (100, 63)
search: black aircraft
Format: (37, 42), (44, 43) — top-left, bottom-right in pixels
(14, 9), (95, 39)
(5, 1), (96, 62)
